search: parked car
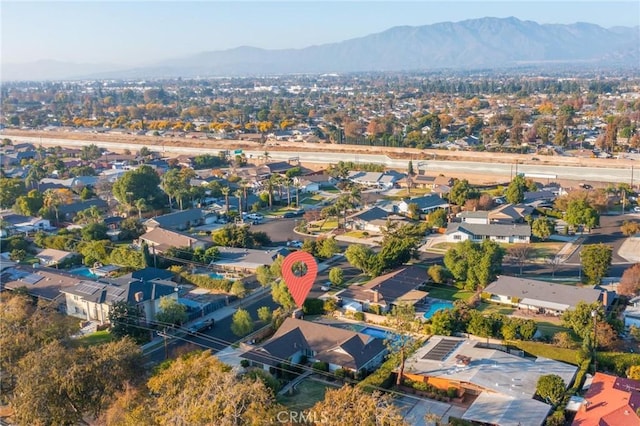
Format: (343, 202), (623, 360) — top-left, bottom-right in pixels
(287, 240), (303, 248)
(634, 206), (640, 213)
(282, 212), (296, 218)
(320, 284), (331, 291)
(247, 213), (263, 221)
(187, 318), (215, 334)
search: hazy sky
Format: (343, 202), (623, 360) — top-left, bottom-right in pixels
(2, 1), (639, 66)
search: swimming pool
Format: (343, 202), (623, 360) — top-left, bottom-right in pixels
(208, 272), (225, 280)
(360, 326), (396, 340)
(68, 266), (99, 280)
(423, 301), (454, 320)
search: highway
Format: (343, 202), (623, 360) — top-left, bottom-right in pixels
(10, 135), (640, 184)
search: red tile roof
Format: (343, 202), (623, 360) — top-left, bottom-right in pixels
(572, 373), (640, 426)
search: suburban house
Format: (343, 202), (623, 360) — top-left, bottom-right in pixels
(396, 194), (449, 215)
(210, 247), (289, 274)
(571, 372), (640, 426)
(347, 171), (403, 189)
(623, 296), (640, 330)
(445, 222), (532, 243)
(138, 228), (210, 253)
(482, 276), (604, 315)
(523, 190), (556, 206)
(62, 278), (179, 324)
(242, 318), (387, 373)
(143, 208), (204, 231)
(0, 265), (86, 307)
(57, 199), (108, 222)
(0, 213), (52, 236)
(36, 248), (75, 267)
(397, 174), (454, 190)
(264, 161), (297, 174)
(457, 203), (533, 225)
(335, 265), (429, 313)
(402, 336), (578, 426)
(347, 206), (408, 233)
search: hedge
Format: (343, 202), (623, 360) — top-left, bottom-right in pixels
(597, 352), (640, 376)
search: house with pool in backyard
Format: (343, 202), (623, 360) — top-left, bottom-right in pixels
(241, 318), (388, 376)
(400, 336), (578, 426)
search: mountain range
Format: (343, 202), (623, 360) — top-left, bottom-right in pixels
(3, 17), (639, 81)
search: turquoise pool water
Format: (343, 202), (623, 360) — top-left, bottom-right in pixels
(423, 301), (454, 320)
(208, 272), (225, 280)
(68, 266), (99, 279)
(360, 326), (401, 341)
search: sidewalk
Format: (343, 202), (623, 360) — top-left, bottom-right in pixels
(618, 235), (640, 263)
(554, 236), (583, 263)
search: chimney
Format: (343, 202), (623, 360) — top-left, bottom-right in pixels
(134, 291), (144, 302)
(373, 289), (380, 303)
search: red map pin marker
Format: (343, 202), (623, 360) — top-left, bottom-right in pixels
(281, 251), (318, 309)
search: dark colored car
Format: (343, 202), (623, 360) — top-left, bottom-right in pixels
(282, 212), (296, 218)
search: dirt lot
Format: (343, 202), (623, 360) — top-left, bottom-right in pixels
(4, 129), (632, 187)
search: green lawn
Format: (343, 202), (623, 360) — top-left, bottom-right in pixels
(422, 284), (474, 301)
(308, 220), (338, 232)
(527, 242), (566, 259)
(343, 230), (371, 239)
(476, 303), (515, 315)
(535, 321), (576, 340)
(431, 242), (458, 251)
(277, 379), (338, 411)
(74, 330), (113, 347)
(510, 340), (579, 365)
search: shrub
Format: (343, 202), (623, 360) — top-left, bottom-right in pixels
(312, 361), (329, 372)
(447, 387), (458, 398)
(353, 312), (365, 321)
(240, 360), (250, 368)
(303, 298), (325, 315)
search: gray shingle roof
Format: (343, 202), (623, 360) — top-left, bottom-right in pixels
(144, 208), (203, 229)
(242, 318), (386, 370)
(484, 275), (602, 309)
(62, 279), (177, 305)
(446, 223), (531, 237)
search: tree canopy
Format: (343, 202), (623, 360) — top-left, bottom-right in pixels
(580, 243), (612, 285)
(112, 165), (165, 209)
(535, 374), (566, 406)
(444, 239), (505, 290)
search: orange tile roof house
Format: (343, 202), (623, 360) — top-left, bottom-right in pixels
(572, 373), (640, 426)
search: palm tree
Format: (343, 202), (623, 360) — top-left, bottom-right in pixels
(262, 151), (271, 164)
(43, 189), (62, 225)
(240, 179), (250, 212)
(234, 189), (243, 216)
(135, 198), (148, 220)
(294, 179), (303, 208)
(221, 186), (230, 213)
(265, 177), (275, 210)
(284, 177), (293, 207)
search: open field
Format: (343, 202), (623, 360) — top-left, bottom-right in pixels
(6, 129), (638, 172)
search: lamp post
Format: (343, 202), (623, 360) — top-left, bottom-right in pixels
(591, 309), (598, 374)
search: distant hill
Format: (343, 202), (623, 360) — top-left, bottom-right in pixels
(3, 17), (639, 80)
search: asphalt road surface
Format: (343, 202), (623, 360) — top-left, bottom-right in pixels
(144, 291), (279, 365)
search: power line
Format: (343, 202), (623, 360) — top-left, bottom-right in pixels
(112, 314), (426, 403)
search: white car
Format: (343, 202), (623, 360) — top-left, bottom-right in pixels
(247, 213), (263, 220)
(320, 284), (331, 291)
(633, 206), (640, 213)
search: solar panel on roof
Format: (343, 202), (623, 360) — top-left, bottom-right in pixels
(21, 274), (44, 285)
(421, 339), (462, 361)
(75, 282), (103, 294)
